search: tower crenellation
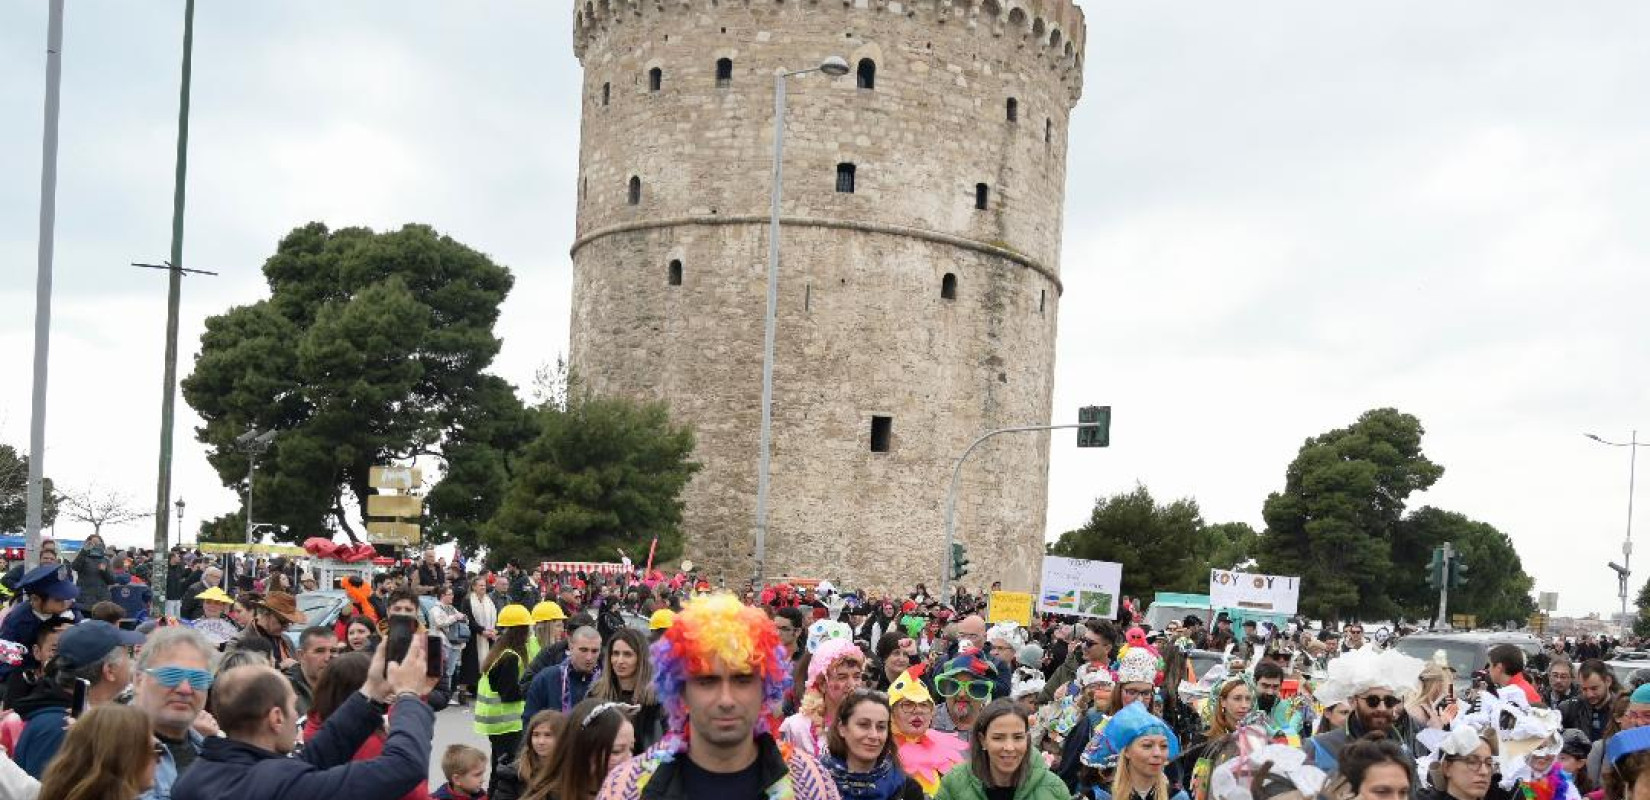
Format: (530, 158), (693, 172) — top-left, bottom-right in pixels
(567, 0), (1084, 590)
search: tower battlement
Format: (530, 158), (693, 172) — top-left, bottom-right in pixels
(574, 0), (1086, 100)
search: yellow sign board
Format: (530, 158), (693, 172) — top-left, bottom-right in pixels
(369, 466), (423, 491)
(988, 591), (1034, 626)
(1451, 614), (1478, 630)
(366, 494), (423, 519)
(366, 521), (422, 546)
(197, 543), (308, 556)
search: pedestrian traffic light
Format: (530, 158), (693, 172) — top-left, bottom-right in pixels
(1448, 556), (1468, 589)
(1078, 406), (1112, 448)
(949, 543), (971, 581)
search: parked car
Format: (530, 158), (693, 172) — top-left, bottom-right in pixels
(1391, 631), (1543, 689)
(286, 589), (436, 650)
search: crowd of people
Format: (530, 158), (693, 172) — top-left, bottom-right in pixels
(0, 541), (1644, 800)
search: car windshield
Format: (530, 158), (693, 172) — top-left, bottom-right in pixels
(299, 594), (341, 627)
(1393, 639), (1482, 677)
(1189, 652), (1222, 682)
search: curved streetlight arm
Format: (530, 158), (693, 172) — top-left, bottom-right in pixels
(939, 422), (1102, 599)
(1585, 430), (1641, 619)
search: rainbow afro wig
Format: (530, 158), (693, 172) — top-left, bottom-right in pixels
(651, 592), (791, 745)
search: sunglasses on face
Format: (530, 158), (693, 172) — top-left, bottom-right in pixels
(1361, 694), (1402, 709)
(935, 676), (993, 701)
(146, 666), (214, 692)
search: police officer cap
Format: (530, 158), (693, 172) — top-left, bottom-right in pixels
(20, 564), (78, 601)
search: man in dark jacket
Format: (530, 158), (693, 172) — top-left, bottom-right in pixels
(173, 636), (434, 800)
(180, 565), (224, 621)
(1562, 659), (1624, 743)
(15, 620), (142, 777)
(522, 626), (600, 722)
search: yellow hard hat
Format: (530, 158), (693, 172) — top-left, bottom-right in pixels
(649, 609), (676, 631)
(195, 586), (234, 605)
(532, 601), (567, 623)
(497, 604), (533, 628)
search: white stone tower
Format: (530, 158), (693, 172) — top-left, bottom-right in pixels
(568, 0), (1086, 591)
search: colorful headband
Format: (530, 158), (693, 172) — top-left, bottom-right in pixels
(581, 701), (638, 728)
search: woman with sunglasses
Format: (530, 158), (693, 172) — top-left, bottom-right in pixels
(822, 688), (925, 800)
(1418, 725), (1512, 800)
(933, 699), (1066, 800)
(876, 633), (919, 691)
(782, 638), (867, 757)
(36, 703), (158, 800)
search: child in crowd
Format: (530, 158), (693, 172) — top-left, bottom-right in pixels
(434, 744), (490, 800)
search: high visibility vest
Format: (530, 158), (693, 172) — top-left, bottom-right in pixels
(528, 636), (541, 663)
(473, 649), (525, 736)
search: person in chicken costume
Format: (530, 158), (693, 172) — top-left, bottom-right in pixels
(888, 664), (967, 796)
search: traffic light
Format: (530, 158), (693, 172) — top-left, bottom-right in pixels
(950, 543), (971, 581)
(1078, 406), (1112, 448)
(1448, 555), (1469, 589)
(1427, 546), (1445, 590)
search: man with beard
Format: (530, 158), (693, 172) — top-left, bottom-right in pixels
(1253, 661), (1286, 713)
(930, 651), (997, 735)
(596, 593), (836, 800)
(1305, 647), (1425, 774)
(1543, 658), (1579, 710)
(1561, 660), (1624, 743)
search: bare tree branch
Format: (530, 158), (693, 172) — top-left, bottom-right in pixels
(59, 485), (153, 538)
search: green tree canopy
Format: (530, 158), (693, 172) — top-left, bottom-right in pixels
(1635, 578), (1650, 638)
(0, 443), (56, 533)
(1049, 485), (1258, 601)
(182, 222), (518, 543)
(1256, 408), (1444, 621)
(1397, 507), (1535, 625)
(481, 393), (698, 569)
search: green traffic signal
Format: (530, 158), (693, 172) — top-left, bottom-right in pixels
(950, 542), (971, 580)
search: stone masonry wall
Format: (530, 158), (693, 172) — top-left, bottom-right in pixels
(567, 0), (1085, 592)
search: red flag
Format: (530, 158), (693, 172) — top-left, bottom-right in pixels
(644, 537), (658, 574)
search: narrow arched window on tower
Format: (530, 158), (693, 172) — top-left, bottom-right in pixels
(1006, 97), (1018, 122)
(1045, 118), (1053, 143)
(715, 58), (733, 88)
(602, 82), (610, 106)
(974, 183), (989, 210)
(628, 176), (641, 206)
(668, 259), (683, 286)
(648, 67), (662, 92)
(1039, 289), (1046, 314)
(941, 273), (958, 300)
(836, 163), (856, 194)
(857, 58), (876, 89)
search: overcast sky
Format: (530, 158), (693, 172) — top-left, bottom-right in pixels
(3, 3), (1646, 619)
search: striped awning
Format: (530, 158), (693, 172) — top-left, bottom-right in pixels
(540, 561), (629, 575)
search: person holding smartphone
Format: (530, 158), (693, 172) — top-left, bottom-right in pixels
(13, 620), (144, 778)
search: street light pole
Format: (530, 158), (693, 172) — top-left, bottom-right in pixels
(147, 0), (197, 621)
(753, 55), (848, 589)
(25, 0), (67, 573)
(1586, 431), (1645, 620)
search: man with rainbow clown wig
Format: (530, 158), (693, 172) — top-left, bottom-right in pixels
(887, 664), (966, 796)
(596, 593), (839, 800)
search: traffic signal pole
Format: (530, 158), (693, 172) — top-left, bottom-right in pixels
(1433, 540), (1453, 629)
(940, 421), (1103, 599)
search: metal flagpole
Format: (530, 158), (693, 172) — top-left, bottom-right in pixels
(25, 0), (67, 572)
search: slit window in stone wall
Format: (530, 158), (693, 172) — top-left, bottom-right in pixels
(975, 183), (989, 210)
(870, 416), (893, 453)
(628, 176), (641, 206)
(602, 82), (610, 106)
(941, 272), (958, 300)
(857, 58), (876, 89)
(649, 67), (662, 92)
(836, 163), (856, 194)
(716, 58), (733, 88)
(1039, 289), (1046, 314)
(1046, 118), (1053, 143)
(1007, 97), (1018, 122)
(668, 259), (683, 286)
